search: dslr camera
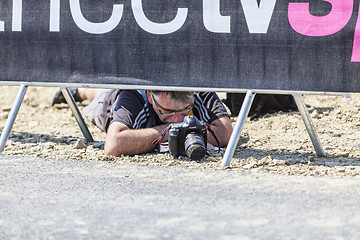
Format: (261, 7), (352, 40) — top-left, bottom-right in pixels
(168, 115), (207, 160)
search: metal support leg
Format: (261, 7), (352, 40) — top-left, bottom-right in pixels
(292, 94), (326, 157)
(0, 84), (28, 152)
(60, 87), (94, 142)
(221, 90), (256, 167)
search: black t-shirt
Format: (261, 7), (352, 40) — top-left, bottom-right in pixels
(109, 90), (229, 130)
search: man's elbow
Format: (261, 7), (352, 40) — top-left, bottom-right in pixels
(105, 122), (132, 156)
(104, 142), (124, 156)
(104, 145), (118, 156)
(220, 125), (233, 147)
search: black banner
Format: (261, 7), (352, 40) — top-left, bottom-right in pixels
(0, 0), (360, 92)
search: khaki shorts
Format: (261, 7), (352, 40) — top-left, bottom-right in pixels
(83, 90), (111, 131)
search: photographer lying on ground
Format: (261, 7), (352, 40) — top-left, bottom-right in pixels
(52, 89), (233, 156)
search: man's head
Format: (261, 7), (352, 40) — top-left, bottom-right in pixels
(146, 90), (194, 123)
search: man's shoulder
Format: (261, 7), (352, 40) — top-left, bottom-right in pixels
(113, 90), (152, 115)
(196, 91), (218, 97)
(116, 90), (147, 103)
(195, 92), (220, 102)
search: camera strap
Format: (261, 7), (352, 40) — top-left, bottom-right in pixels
(152, 125), (172, 145)
(206, 123), (221, 153)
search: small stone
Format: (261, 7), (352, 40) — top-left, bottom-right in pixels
(337, 153), (349, 157)
(93, 142), (105, 149)
(260, 156), (272, 165)
(30, 146), (41, 153)
(58, 137), (69, 144)
(311, 109), (320, 118)
(1, 106), (12, 112)
(43, 142), (55, 150)
(243, 157), (258, 169)
(270, 159), (286, 166)
(247, 157), (258, 165)
(206, 156), (218, 162)
(243, 162), (257, 170)
(308, 158), (316, 165)
(0, 112), (8, 119)
(222, 166), (232, 170)
(334, 109), (342, 115)
(308, 156), (315, 162)
(74, 139), (87, 149)
(285, 159), (298, 165)
(324, 146), (336, 150)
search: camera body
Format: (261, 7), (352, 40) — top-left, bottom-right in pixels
(168, 115), (207, 160)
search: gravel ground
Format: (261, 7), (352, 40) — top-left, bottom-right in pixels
(1, 86), (360, 178)
(2, 155), (360, 239)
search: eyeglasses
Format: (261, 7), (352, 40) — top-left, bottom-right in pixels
(151, 93), (192, 116)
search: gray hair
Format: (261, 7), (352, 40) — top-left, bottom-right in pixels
(151, 91), (194, 105)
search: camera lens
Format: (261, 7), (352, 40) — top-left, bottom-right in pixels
(184, 132), (206, 160)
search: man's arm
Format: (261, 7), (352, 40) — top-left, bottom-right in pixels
(104, 121), (169, 156)
(207, 116), (233, 147)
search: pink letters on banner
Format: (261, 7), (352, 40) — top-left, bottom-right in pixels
(288, 0), (353, 36)
(351, 4), (360, 62)
(288, 0), (360, 62)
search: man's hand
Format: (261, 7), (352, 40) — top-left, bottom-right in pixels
(104, 122), (170, 156)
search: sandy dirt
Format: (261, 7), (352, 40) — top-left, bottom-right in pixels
(1, 85), (360, 177)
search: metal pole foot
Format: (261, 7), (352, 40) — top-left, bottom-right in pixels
(292, 94), (326, 157)
(0, 84), (28, 152)
(221, 90), (256, 167)
(60, 87), (94, 142)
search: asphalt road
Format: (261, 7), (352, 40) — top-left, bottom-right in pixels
(1, 155), (360, 239)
